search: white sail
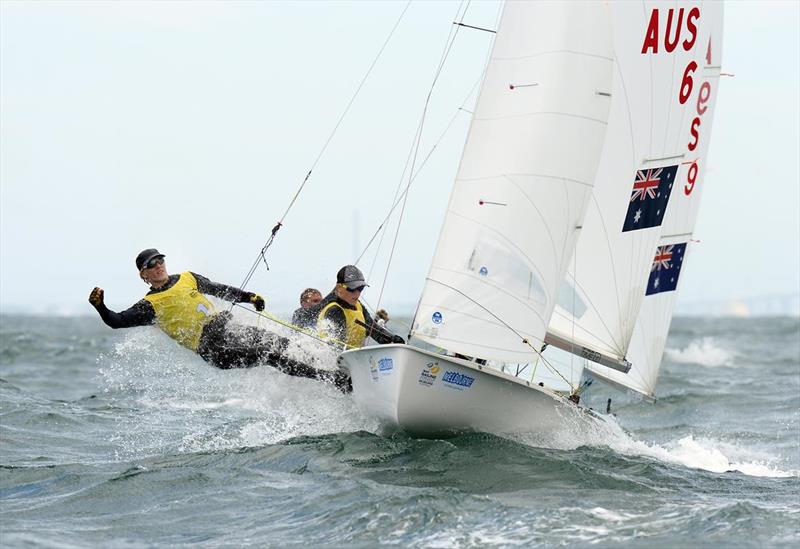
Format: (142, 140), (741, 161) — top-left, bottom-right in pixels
(548, 1), (719, 363)
(587, 3), (725, 398)
(411, 1), (614, 363)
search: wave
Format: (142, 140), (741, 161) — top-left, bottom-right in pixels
(665, 337), (735, 367)
(95, 326), (795, 479)
(513, 412), (797, 478)
(601, 421), (797, 478)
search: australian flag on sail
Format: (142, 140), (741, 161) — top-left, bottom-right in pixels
(622, 164), (679, 232)
(646, 243), (686, 296)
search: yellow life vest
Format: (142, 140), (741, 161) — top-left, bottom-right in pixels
(317, 300), (367, 349)
(144, 272), (215, 351)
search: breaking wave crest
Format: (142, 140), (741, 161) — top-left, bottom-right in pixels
(513, 414), (796, 478)
(665, 337), (735, 367)
(597, 419), (795, 478)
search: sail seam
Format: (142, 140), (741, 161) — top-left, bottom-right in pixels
(472, 111), (609, 125)
(502, 174), (561, 272)
(458, 173), (594, 188)
(492, 49), (614, 62)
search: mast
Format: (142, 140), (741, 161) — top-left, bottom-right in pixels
(411, 1), (614, 363)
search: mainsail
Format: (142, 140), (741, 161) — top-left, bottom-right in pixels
(547, 2), (724, 374)
(586, 3), (725, 398)
(411, 1), (614, 363)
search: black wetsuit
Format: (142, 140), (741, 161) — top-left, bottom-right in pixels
(93, 274), (350, 390)
(291, 306), (318, 330)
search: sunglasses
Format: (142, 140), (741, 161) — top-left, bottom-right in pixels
(144, 257), (164, 269)
(346, 285), (366, 293)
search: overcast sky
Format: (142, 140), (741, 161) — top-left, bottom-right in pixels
(2, 1), (798, 316)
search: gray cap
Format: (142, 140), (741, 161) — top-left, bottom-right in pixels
(135, 248), (165, 271)
(336, 265), (369, 290)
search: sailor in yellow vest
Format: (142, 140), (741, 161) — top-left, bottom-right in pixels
(316, 265), (405, 349)
(88, 248), (349, 390)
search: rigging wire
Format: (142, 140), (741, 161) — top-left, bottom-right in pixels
(369, 1), (472, 334)
(236, 0), (413, 296)
(361, 1), (474, 281)
(357, 74), (482, 275)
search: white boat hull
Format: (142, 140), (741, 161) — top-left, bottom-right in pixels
(338, 344), (600, 437)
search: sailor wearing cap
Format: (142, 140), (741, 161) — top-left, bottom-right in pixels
(87, 249), (350, 390)
(316, 265), (405, 349)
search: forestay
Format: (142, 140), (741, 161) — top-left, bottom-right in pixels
(548, 2), (721, 366)
(412, 2), (614, 363)
(587, 2), (725, 398)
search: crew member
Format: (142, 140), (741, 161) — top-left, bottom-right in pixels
(89, 248), (349, 390)
(291, 288), (323, 329)
(316, 265), (405, 349)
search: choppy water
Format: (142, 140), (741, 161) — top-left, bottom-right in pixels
(1, 314), (798, 547)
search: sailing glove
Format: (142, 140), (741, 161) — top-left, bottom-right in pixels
(88, 287), (104, 307)
(248, 293), (266, 312)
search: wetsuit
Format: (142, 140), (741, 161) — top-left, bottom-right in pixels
(291, 306), (318, 330)
(316, 292), (403, 349)
(93, 273), (350, 390)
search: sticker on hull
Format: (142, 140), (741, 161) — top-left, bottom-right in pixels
(378, 357), (394, 376)
(442, 370), (475, 391)
(418, 361), (440, 387)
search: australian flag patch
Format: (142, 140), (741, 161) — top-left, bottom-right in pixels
(646, 243), (686, 296)
(622, 165), (679, 232)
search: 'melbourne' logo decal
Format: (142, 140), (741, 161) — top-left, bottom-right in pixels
(442, 371), (475, 389)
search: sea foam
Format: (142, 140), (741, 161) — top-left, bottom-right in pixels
(665, 337), (735, 367)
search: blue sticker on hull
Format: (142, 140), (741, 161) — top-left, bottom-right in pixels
(442, 370), (475, 391)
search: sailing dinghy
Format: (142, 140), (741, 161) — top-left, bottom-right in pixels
(339, 1), (724, 436)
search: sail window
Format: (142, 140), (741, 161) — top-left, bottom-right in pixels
(556, 278), (587, 318)
(467, 237), (546, 306)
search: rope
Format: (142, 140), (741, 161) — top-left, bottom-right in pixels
(236, 0), (413, 295)
(230, 303), (351, 350)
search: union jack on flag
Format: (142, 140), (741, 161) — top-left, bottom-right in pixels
(622, 164), (679, 232)
(651, 244), (675, 271)
(646, 242), (686, 296)
(631, 168), (664, 201)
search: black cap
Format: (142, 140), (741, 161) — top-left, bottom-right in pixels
(336, 265), (368, 290)
(135, 248), (165, 271)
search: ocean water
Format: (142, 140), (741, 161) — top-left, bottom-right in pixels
(1, 314), (798, 548)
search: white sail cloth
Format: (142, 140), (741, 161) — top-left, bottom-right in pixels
(548, 1), (723, 367)
(586, 2), (725, 398)
(413, 1), (614, 363)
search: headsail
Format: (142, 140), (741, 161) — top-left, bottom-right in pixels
(548, 2), (722, 367)
(586, 2), (725, 398)
(412, 1), (614, 363)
